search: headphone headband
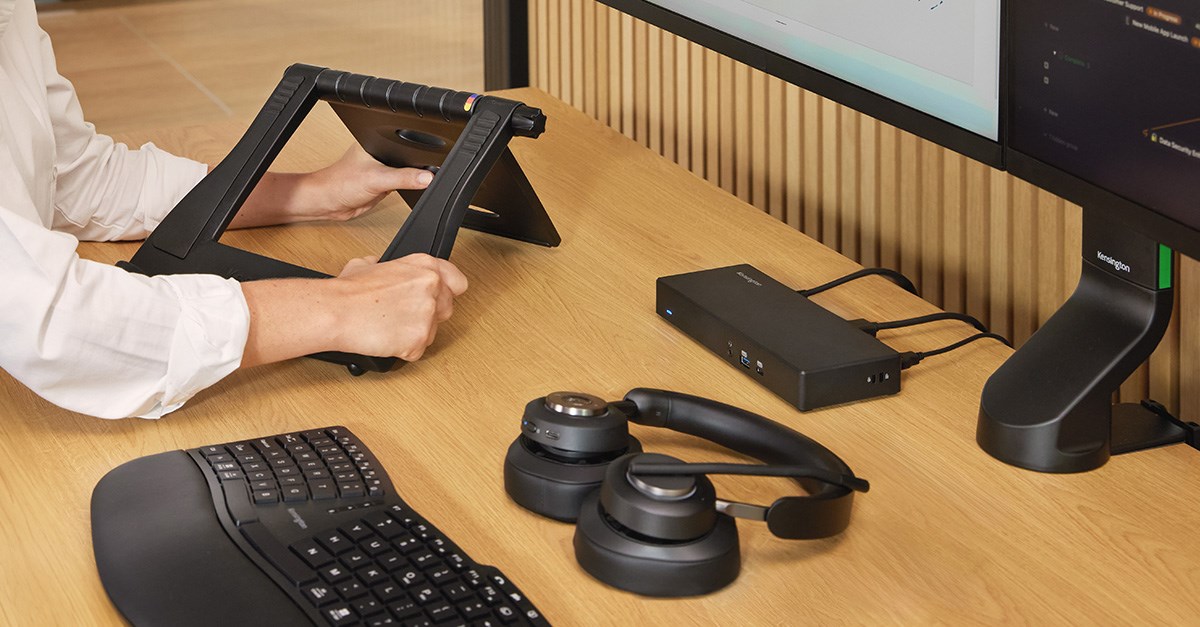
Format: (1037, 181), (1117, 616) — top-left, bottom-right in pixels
(621, 388), (860, 539)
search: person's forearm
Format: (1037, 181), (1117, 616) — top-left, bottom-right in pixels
(228, 171), (326, 229)
(239, 277), (346, 367)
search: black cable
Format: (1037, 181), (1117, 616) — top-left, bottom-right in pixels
(850, 312), (993, 336)
(799, 268), (919, 298)
(899, 332), (1010, 369)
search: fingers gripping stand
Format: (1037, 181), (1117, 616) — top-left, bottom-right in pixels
(120, 64), (559, 375)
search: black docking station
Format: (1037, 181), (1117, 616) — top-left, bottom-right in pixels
(657, 264), (901, 410)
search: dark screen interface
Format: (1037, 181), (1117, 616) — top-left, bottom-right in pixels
(1010, 0), (1200, 230)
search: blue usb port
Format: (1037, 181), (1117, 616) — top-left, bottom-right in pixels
(739, 350), (751, 368)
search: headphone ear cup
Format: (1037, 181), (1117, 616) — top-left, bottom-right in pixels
(572, 454), (741, 597)
(503, 435), (643, 522)
(573, 490), (740, 597)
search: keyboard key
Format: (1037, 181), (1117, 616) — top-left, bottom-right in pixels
(388, 599), (422, 621)
(362, 538), (389, 556)
(217, 470), (244, 482)
(478, 586), (502, 606)
(335, 471), (360, 483)
(395, 568), (425, 588)
(310, 481), (338, 500)
(413, 586), (441, 604)
(495, 604), (519, 624)
(212, 462), (239, 472)
(235, 453), (261, 464)
(364, 512), (405, 538)
(373, 582), (406, 603)
(279, 475), (304, 487)
(301, 583), (337, 607)
(444, 583), (471, 602)
(338, 482), (366, 498)
(394, 533), (421, 554)
(377, 552), (406, 572)
(460, 600), (488, 620)
(227, 442), (254, 456)
(242, 462), (268, 473)
(300, 460), (324, 471)
(426, 603), (459, 623)
(336, 580), (368, 599)
(412, 551), (439, 570)
(199, 445), (225, 457)
(430, 567), (456, 585)
(354, 597), (385, 617)
(252, 489), (279, 505)
(320, 564), (352, 583)
(251, 438), (282, 456)
(250, 480), (275, 491)
(324, 604), (356, 626)
(340, 549), (371, 570)
(318, 532), (352, 555)
(367, 616), (397, 626)
(281, 486), (308, 502)
(342, 522), (374, 541)
(291, 539), (334, 568)
(275, 466), (299, 478)
(207, 453), (233, 464)
(247, 471), (272, 482)
(359, 566), (388, 586)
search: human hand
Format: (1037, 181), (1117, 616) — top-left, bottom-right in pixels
(232, 144), (433, 228)
(330, 254), (468, 361)
(307, 144), (434, 222)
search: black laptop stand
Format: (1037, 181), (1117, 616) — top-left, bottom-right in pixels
(120, 64), (559, 375)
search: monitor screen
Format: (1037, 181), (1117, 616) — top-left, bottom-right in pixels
(644, 0), (1003, 141)
(1009, 0), (1200, 237)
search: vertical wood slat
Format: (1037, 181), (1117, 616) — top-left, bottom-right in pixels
(526, 1), (1198, 420)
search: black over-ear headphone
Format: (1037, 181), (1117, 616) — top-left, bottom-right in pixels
(503, 388), (869, 597)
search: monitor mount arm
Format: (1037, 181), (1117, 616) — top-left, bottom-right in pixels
(120, 64), (559, 376)
(977, 206), (1197, 473)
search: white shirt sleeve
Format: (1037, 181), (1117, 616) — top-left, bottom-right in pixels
(34, 23), (209, 241)
(0, 2), (251, 419)
(0, 208), (249, 419)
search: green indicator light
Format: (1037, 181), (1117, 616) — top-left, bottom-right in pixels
(1158, 244), (1173, 290)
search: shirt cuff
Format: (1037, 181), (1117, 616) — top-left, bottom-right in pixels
(136, 274), (249, 419)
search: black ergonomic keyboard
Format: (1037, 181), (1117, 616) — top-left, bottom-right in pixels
(91, 427), (548, 627)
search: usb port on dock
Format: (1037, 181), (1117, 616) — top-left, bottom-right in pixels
(740, 350), (751, 368)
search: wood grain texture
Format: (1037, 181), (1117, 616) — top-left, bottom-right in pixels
(39, 0), (485, 135)
(1, 90), (1197, 626)
(530, 0), (1199, 419)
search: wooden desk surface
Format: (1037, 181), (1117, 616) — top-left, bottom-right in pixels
(1, 89), (1196, 625)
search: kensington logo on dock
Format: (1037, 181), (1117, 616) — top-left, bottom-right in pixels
(1096, 251), (1132, 274)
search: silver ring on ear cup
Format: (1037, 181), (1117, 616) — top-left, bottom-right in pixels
(502, 435), (643, 522)
(573, 490), (741, 597)
(599, 454), (716, 541)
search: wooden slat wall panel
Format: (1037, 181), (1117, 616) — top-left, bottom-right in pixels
(528, 0), (1197, 418)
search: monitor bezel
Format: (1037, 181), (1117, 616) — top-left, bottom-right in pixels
(594, 0), (1006, 168)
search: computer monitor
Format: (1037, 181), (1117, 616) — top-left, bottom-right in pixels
(592, 0), (1199, 472)
(978, 0), (1200, 472)
(595, 0), (1004, 166)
